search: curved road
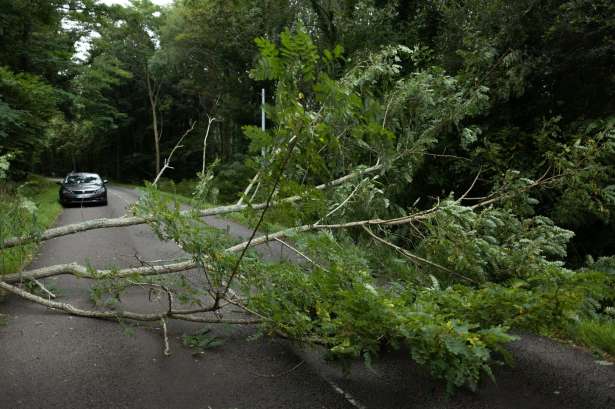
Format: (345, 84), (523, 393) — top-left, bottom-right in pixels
(1, 185), (614, 409)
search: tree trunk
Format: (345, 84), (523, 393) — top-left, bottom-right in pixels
(115, 133), (120, 180)
(146, 67), (161, 176)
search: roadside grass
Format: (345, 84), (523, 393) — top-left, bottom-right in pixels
(565, 318), (615, 358)
(0, 175), (63, 277)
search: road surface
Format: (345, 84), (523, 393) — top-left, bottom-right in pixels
(1, 185), (614, 409)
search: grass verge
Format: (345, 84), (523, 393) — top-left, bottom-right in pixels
(0, 175), (63, 277)
(565, 318), (615, 358)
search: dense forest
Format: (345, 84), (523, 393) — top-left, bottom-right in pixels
(1, 0), (615, 393)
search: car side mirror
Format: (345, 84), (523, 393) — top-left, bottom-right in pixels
(103, 179), (109, 184)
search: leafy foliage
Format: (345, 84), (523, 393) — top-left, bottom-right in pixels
(4, 0), (615, 396)
(0, 67), (60, 176)
(418, 202), (574, 283)
(245, 250), (516, 393)
(117, 23), (615, 393)
(182, 328), (224, 355)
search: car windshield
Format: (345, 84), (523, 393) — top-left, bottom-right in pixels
(65, 175), (102, 185)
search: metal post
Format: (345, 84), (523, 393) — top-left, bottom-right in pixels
(261, 88), (266, 131)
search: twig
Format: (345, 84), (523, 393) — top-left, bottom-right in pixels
(223, 295), (269, 321)
(237, 172), (260, 205)
(250, 360), (305, 378)
(462, 166), (553, 202)
(32, 279), (56, 299)
(457, 167), (482, 203)
(361, 226), (477, 284)
(249, 180), (261, 202)
(423, 152), (471, 161)
(315, 178), (367, 225)
(469, 171), (567, 210)
(273, 237), (327, 271)
(382, 95), (394, 128)
(125, 279), (175, 313)
(222, 134), (301, 297)
(153, 121), (197, 186)
(161, 318), (171, 356)
(201, 115), (217, 174)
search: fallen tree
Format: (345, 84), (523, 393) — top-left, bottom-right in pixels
(2, 31), (613, 395)
(3, 172), (607, 393)
(0, 163), (383, 250)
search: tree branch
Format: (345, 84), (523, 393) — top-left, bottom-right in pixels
(8, 173), (556, 287)
(361, 225), (477, 284)
(2, 259), (197, 284)
(153, 121), (197, 185)
(2, 163), (383, 250)
(31, 278), (56, 299)
(201, 115), (216, 174)
(222, 134), (301, 297)
(161, 317), (171, 356)
(0, 280), (260, 325)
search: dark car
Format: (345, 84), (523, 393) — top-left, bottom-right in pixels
(58, 172), (108, 206)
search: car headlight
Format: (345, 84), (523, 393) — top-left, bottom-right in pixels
(95, 187), (105, 194)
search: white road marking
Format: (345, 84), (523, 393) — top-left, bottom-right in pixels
(324, 378), (368, 409)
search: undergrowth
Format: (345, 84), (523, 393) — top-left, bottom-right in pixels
(0, 175), (62, 276)
(566, 318), (615, 357)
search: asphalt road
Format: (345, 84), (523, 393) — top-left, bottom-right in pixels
(1, 185), (614, 409)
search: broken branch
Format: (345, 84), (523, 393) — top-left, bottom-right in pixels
(2, 163), (383, 250)
(153, 121), (197, 186)
(0, 280), (260, 325)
